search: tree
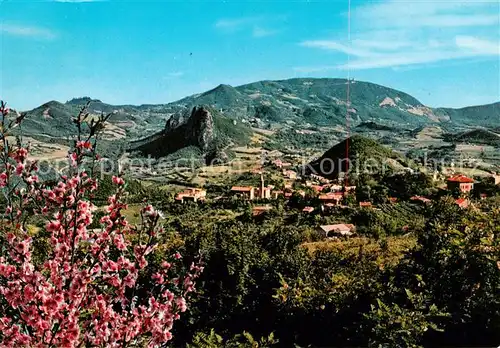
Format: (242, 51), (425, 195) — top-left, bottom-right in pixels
(396, 197), (500, 346)
(365, 281), (448, 348)
(382, 173), (434, 199)
(0, 101), (202, 347)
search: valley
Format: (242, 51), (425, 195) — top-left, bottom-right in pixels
(11, 78), (500, 186)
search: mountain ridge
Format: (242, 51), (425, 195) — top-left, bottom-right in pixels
(16, 78), (500, 141)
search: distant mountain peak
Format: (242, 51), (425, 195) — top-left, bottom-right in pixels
(66, 97), (103, 105)
(42, 100), (65, 108)
(216, 83), (233, 89)
(201, 84), (237, 95)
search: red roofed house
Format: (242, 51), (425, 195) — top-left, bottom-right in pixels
(302, 206), (314, 213)
(345, 186), (357, 193)
(231, 186), (255, 200)
(322, 203), (336, 212)
(410, 196), (431, 204)
(319, 192), (343, 206)
(273, 159), (283, 168)
(311, 185), (324, 194)
(252, 205), (273, 216)
(275, 159), (292, 168)
(329, 184), (343, 192)
(175, 188), (207, 203)
(359, 201), (373, 208)
(317, 224), (355, 238)
(231, 173), (273, 200)
(283, 170), (297, 180)
(447, 175), (474, 193)
(455, 198), (470, 208)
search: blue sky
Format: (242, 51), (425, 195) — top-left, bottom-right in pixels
(1, 0), (499, 110)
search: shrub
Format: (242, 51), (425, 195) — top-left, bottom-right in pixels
(0, 101), (202, 347)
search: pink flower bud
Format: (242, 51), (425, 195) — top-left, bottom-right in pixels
(112, 176), (125, 185)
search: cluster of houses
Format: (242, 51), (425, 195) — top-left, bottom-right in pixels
(175, 172), (487, 206)
(230, 173), (357, 207)
(409, 175), (476, 208)
(173, 168), (498, 238)
(272, 159), (298, 179)
(411, 173), (499, 209)
(175, 188), (207, 203)
(230, 174), (276, 200)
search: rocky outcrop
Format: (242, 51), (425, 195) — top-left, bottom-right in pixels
(129, 106), (216, 158)
(185, 107), (215, 152)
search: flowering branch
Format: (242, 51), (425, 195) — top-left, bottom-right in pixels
(0, 100), (202, 347)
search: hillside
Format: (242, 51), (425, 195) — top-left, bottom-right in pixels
(355, 121), (397, 132)
(408, 125), (445, 139)
(171, 78), (447, 127)
(21, 101), (81, 137)
(20, 98), (173, 140)
(444, 129), (500, 146)
(308, 135), (401, 179)
(129, 106), (252, 163)
(435, 102), (500, 127)
(17, 78), (500, 160)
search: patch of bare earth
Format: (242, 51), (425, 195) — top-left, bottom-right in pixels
(8, 136), (69, 161)
(379, 97), (396, 107)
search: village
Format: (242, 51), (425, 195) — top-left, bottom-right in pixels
(174, 157), (500, 239)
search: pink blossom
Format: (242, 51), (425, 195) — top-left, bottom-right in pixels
(46, 220), (61, 232)
(26, 175), (39, 184)
(112, 175), (125, 185)
(76, 141), (92, 150)
(113, 234), (127, 250)
(162, 261), (171, 269)
(175, 297), (187, 312)
(0, 107), (202, 347)
(15, 163), (24, 176)
(0, 172), (7, 187)
(152, 273), (165, 284)
(68, 152), (78, 167)
(13, 148), (28, 162)
(15, 240), (30, 256)
(123, 273), (136, 288)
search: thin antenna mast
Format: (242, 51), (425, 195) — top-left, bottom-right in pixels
(344, 0), (351, 189)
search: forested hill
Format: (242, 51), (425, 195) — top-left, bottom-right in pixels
(308, 135), (402, 178)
